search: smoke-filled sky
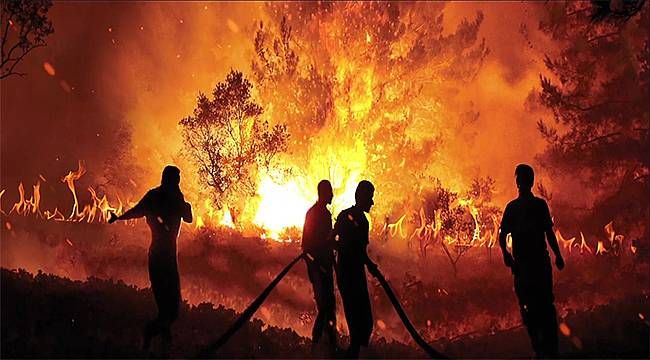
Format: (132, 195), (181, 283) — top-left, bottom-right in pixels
(1, 1), (558, 210)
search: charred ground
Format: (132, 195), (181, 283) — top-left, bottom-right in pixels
(2, 267), (647, 358)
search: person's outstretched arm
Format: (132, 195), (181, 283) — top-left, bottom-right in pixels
(108, 192), (151, 223)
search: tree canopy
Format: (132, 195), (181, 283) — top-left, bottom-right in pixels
(180, 70), (289, 209)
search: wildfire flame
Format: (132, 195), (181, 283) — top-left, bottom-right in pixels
(385, 214), (407, 238)
(2, 161), (122, 223)
(195, 199), (235, 230)
(557, 229), (576, 254)
(595, 240), (608, 255)
(458, 198), (481, 243)
(0, 160), (635, 259)
(578, 232), (593, 255)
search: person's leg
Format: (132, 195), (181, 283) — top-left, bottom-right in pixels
(345, 341), (361, 359)
(155, 292), (179, 357)
(344, 267), (371, 357)
(538, 258), (558, 358)
(161, 264), (181, 356)
(312, 311), (326, 345)
(147, 259), (180, 356)
(142, 319), (158, 353)
(308, 261), (326, 348)
(359, 271), (373, 348)
(337, 263), (361, 358)
(144, 259), (165, 353)
(515, 270), (544, 357)
(321, 265), (337, 353)
(539, 303), (558, 358)
(528, 305), (546, 358)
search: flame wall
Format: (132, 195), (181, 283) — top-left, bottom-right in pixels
(2, 1), (557, 223)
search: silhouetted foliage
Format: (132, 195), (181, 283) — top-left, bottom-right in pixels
(590, 0), (645, 22)
(536, 1), (649, 242)
(0, 268), (422, 358)
(180, 70), (289, 210)
(0, 0), (54, 79)
(2, 266), (647, 358)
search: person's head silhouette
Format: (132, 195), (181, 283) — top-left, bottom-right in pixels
(161, 165), (181, 190)
(515, 164), (534, 192)
(317, 180), (334, 205)
(355, 180), (375, 212)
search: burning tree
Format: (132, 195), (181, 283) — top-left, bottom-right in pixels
(180, 70), (289, 212)
(1, 0), (54, 79)
(536, 1), (649, 250)
(248, 3), (489, 216)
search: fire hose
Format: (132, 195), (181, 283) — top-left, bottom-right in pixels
(366, 265), (446, 359)
(195, 252), (306, 358)
(196, 252), (446, 359)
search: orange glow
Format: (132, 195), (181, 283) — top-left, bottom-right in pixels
(43, 62), (56, 76)
(0, 3), (636, 264)
(226, 19), (239, 33)
(559, 322), (571, 337)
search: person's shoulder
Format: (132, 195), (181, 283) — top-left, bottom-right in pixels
(306, 203), (318, 215)
(306, 203), (324, 215)
(533, 196), (549, 207)
(336, 207), (353, 220)
(320, 204), (332, 216)
(145, 188), (160, 198)
(505, 198), (519, 209)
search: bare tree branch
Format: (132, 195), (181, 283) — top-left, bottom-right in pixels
(0, 0), (53, 79)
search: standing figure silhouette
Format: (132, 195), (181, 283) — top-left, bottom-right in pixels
(109, 165), (192, 355)
(302, 180), (337, 356)
(499, 164), (564, 358)
(332, 180), (377, 358)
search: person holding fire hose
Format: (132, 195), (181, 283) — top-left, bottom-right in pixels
(331, 180), (378, 358)
(301, 180), (337, 356)
(108, 165), (192, 356)
(197, 179), (444, 359)
(499, 164), (565, 358)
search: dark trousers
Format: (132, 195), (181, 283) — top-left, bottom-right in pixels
(144, 253), (181, 350)
(336, 258), (372, 353)
(306, 258), (337, 347)
(514, 256), (558, 358)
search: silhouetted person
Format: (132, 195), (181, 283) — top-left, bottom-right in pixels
(108, 165), (192, 355)
(499, 164), (564, 358)
(332, 180), (378, 358)
(302, 180), (337, 356)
